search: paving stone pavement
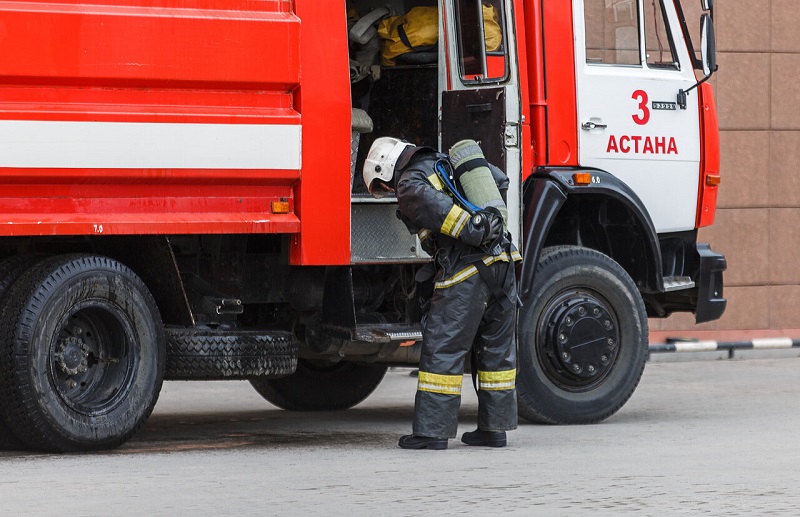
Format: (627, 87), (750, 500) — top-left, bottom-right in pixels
(2, 357), (800, 515)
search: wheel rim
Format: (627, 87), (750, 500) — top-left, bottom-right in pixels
(535, 287), (620, 393)
(49, 302), (137, 416)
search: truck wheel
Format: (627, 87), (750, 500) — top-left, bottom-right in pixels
(0, 254), (49, 450)
(517, 246), (648, 424)
(165, 328), (297, 380)
(250, 359), (387, 411)
(0, 255), (164, 452)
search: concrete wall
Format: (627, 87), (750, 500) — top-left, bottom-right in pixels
(653, 1), (800, 340)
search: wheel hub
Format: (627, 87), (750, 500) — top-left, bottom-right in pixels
(540, 291), (620, 389)
(54, 336), (90, 377)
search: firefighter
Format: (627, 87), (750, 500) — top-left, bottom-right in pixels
(363, 137), (521, 450)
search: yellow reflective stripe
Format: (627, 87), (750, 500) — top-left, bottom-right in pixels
(427, 173), (445, 191)
(418, 371), (463, 395)
(451, 210), (470, 238)
(441, 205), (469, 238)
(434, 252), (514, 289)
(510, 250), (522, 262)
(478, 369), (516, 391)
(418, 228), (432, 242)
(479, 368), (516, 382)
(435, 264), (478, 289)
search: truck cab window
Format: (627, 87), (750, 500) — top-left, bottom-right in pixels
(585, 0), (641, 66)
(644, 0), (678, 69)
(455, 0), (507, 82)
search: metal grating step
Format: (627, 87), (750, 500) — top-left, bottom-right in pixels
(663, 276), (695, 292)
(353, 323), (423, 344)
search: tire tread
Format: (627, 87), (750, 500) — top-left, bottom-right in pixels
(0, 254), (164, 452)
(517, 245), (648, 425)
(164, 329), (298, 380)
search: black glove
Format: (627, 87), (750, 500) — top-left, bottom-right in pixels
(480, 210), (503, 246)
(460, 209), (502, 248)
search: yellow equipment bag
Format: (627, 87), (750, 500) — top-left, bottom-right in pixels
(378, 5), (502, 66)
(483, 4), (503, 52)
(378, 7), (439, 66)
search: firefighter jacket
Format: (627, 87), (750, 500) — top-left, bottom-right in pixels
(393, 148), (520, 438)
(393, 149), (521, 289)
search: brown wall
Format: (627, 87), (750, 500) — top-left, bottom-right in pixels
(653, 1), (800, 338)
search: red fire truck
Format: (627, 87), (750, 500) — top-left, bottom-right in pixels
(0, 0), (725, 451)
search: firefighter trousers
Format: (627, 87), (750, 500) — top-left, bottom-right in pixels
(413, 258), (518, 439)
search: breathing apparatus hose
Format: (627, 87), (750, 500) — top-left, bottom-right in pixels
(434, 158), (505, 256)
(434, 160), (481, 215)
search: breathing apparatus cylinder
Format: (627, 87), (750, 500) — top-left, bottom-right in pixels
(448, 139), (508, 230)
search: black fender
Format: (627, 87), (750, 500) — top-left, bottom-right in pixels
(92, 235), (193, 326)
(520, 168), (663, 301)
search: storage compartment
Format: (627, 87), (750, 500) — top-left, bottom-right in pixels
(347, 0), (439, 196)
(347, 0), (439, 262)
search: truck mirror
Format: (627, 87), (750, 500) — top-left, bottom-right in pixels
(700, 13), (716, 77)
(677, 13), (717, 109)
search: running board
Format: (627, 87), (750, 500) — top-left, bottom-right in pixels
(326, 323), (423, 344)
(663, 276), (695, 292)
(355, 324), (423, 343)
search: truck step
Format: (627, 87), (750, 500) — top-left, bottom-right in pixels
(663, 276), (696, 292)
(353, 323), (423, 344)
(164, 328), (298, 380)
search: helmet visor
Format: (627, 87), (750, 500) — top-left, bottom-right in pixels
(369, 180), (395, 199)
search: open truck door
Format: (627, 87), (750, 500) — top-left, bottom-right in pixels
(439, 0), (522, 244)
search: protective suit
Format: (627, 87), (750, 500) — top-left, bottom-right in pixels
(391, 146), (521, 444)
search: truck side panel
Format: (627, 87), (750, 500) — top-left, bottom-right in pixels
(289, 0), (352, 266)
(0, 2), (299, 91)
(0, 1), (351, 261)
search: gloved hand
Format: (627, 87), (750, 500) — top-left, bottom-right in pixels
(460, 209), (503, 248)
(480, 210), (503, 246)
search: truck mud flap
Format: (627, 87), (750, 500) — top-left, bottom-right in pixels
(695, 243), (727, 323)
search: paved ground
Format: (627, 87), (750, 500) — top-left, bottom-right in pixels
(2, 356), (800, 515)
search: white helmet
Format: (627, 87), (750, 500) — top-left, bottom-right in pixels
(362, 137), (413, 198)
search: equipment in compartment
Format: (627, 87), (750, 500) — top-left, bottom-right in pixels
(347, 1), (439, 195)
(353, 65), (439, 196)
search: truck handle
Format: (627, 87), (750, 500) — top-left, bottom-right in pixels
(581, 121), (608, 131)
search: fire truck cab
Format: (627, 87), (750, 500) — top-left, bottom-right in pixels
(0, 0), (725, 451)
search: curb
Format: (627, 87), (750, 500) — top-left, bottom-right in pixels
(649, 337), (800, 362)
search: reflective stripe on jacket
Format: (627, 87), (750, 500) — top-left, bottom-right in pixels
(394, 150), (520, 289)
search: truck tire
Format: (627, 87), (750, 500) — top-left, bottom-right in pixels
(0, 254), (49, 450)
(517, 246), (648, 424)
(250, 359), (388, 411)
(165, 329), (297, 380)
(0, 254), (165, 452)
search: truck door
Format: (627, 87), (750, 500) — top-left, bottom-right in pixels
(439, 0), (522, 244)
(574, 0), (701, 233)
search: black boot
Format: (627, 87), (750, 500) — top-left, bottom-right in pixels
(460, 429), (507, 447)
(398, 434), (448, 450)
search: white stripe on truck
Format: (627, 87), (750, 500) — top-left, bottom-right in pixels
(0, 121), (301, 169)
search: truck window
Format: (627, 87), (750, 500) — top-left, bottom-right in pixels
(454, 0), (507, 82)
(644, 0), (678, 69)
(584, 0), (641, 66)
